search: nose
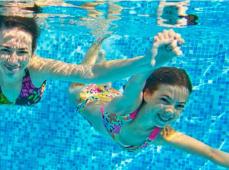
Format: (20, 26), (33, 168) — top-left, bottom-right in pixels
(165, 105), (175, 113)
(164, 105), (176, 119)
(7, 52), (18, 64)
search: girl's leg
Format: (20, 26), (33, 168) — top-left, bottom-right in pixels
(68, 83), (85, 104)
(81, 36), (112, 88)
(81, 36), (108, 65)
(69, 36), (108, 102)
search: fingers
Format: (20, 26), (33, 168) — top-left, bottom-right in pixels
(154, 29), (184, 44)
(153, 29), (184, 56)
(170, 40), (183, 56)
(173, 46), (183, 56)
(173, 32), (185, 44)
(164, 40), (183, 56)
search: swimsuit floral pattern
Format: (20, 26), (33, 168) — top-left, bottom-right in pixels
(0, 69), (46, 105)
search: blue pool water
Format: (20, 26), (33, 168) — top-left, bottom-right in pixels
(0, 1), (228, 170)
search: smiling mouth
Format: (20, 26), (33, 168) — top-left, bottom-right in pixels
(157, 113), (172, 122)
(4, 64), (20, 72)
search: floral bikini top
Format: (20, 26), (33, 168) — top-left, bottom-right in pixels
(0, 69), (46, 105)
(101, 106), (161, 152)
(77, 84), (161, 152)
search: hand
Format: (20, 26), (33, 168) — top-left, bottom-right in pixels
(152, 29), (184, 67)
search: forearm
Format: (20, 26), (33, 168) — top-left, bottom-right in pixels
(163, 131), (215, 159)
(91, 56), (153, 83)
(160, 127), (229, 168)
(29, 56), (95, 83)
(30, 55), (153, 83)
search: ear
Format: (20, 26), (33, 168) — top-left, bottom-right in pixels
(143, 89), (152, 103)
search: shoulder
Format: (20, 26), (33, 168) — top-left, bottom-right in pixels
(152, 126), (178, 145)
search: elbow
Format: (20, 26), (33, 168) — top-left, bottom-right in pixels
(74, 64), (96, 83)
(82, 65), (105, 84)
(89, 64), (110, 83)
(97, 62), (110, 69)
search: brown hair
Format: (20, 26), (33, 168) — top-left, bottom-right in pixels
(143, 67), (192, 94)
(0, 15), (39, 53)
(179, 14), (198, 25)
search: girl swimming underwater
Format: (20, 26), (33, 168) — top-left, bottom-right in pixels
(69, 29), (229, 168)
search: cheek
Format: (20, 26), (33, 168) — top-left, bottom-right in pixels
(170, 111), (182, 123)
(153, 103), (165, 111)
(20, 60), (29, 67)
(18, 55), (30, 62)
(0, 54), (9, 62)
(19, 56), (30, 68)
(148, 103), (164, 114)
(176, 110), (182, 118)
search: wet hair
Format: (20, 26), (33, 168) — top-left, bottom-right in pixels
(143, 67), (192, 94)
(0, 15), (39, 53)
(23, 4), (41, 14)
(180, 14), (198, 25)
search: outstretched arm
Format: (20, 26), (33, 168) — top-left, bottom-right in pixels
(157, 126), (229, 168)
(29, 35), (154, 84)
(29, 52), (152, 84)
(106, 29), (184, 114)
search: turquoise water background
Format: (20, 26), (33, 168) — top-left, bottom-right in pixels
(0, 1), (228, 170)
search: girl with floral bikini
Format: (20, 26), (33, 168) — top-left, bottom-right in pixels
(69, 29), (229, 168)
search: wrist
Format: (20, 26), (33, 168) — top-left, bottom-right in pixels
(210, 149), (229, 167)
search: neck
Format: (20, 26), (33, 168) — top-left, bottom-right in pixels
(0, 70), (24, 87)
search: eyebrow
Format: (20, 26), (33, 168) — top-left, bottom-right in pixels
(161, 95), (186, 104)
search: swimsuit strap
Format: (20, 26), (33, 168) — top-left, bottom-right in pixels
(101, 103), (162, 151)
(148, 127), (161, 140)
(128, 107), (141, 120)
(100, 105), (105, 114)
(124, 127), (162, 152)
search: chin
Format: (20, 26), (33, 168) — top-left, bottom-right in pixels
(155, 119), (166, 128)
(3, 68), (24, 80)
(155, 124), (164, 128)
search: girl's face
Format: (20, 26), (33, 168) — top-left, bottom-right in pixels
(0, 27), (32, 80)
(143, 84), (189, 128)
